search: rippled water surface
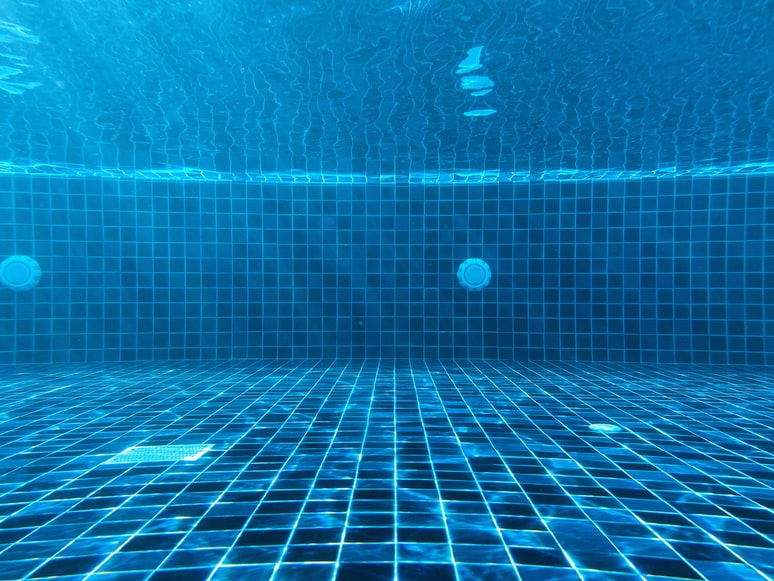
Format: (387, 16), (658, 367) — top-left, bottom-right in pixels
(1, 0), (772, 180)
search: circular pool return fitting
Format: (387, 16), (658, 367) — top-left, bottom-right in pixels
(457, 258), (491, 291)
(0, 255), (42, 291)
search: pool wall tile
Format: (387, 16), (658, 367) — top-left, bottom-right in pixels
(1, 175), (772, 365)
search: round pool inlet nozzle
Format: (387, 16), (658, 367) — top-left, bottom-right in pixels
(457, 258), (491, 291)
(0, 255), (42, 291)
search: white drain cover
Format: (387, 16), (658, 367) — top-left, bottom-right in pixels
(457, 258), (492, 291)
(0, 255), (41, 291)
(106, 444), (212, 464)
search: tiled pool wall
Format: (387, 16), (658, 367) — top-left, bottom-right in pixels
(0, 173), (772, 364)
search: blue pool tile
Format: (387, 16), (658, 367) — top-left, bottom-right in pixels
(208, 564), (274, 580)
(396, 562), (456, 581)
(222, 546), (285, 566)
(274, 563), (336, 580)
(338, 542), (394, 563)
(0, 560), (45, 581)
(516, 565), (582, 580)
(29, 555), (106, 577)
(335, 562), (394, 581)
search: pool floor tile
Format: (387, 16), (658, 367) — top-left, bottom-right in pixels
(0, 359), (773, 580)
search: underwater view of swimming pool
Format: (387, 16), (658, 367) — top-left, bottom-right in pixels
(1, 0), (773, 579)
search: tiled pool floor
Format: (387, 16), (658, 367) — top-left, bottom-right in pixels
(0, 360), (772, 580)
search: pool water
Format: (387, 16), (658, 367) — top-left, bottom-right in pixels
(1, 1), (773, 579)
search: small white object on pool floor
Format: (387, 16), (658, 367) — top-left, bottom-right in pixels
(0, 255), (41, 291)
(457, 258), (492, 291)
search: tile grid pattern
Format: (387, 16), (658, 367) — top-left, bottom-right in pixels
(0, 360), (772, 580)
(1, 174), (773, 365)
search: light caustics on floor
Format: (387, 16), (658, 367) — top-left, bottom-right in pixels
(3, 161), (774, 184)
(0, 360), (772, 580)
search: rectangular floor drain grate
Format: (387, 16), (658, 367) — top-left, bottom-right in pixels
(105, 444), (212, 464)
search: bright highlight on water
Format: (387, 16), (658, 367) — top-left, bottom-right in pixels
(589, 423), (623, 434)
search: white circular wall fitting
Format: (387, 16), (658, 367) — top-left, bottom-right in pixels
(457, 258), (491, 291)
(0, 255), (42, 291)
